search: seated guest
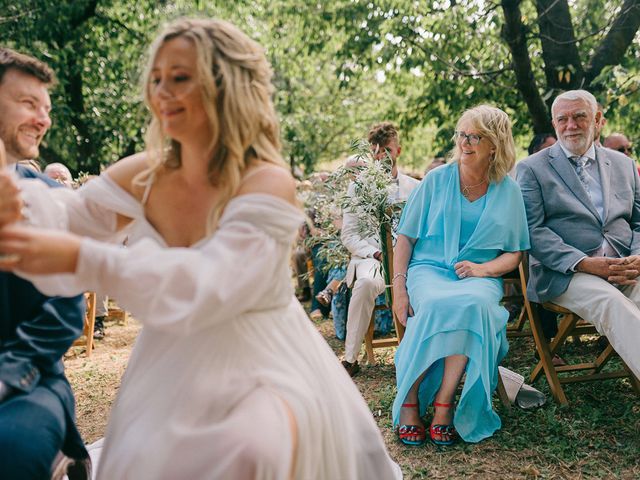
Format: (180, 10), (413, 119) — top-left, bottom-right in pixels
(517, 89), (640, 381)
(0, 48), (87, 479)
(424, 156), (446, 174)
(341, 121), (419, 376)
(527, 133), (556, 155)
(603, 133), (633, 157)
(392, 105), (529, 446)
(93, 293), (109, 339)
(293, 222), (311, 302)
(44, 162), (73, 188)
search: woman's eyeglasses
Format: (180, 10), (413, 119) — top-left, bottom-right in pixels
(453, 131), (483, 146)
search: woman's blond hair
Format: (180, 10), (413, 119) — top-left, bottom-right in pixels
(137, 18), (284, 231)
(451, 104), (515, 183)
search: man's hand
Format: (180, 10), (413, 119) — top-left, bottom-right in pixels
(0, 172), (23, 227)
(608, 255), (640, 285)
(454, 260), (487, 279)
(576, 256), (621, 279)
(575, 256), (638, 285)
(373, 251), (383, 261)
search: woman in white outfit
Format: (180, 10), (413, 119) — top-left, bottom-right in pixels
(0, 18), (401, 480)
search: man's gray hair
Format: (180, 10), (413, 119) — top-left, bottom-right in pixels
(551, 90), (598, 117)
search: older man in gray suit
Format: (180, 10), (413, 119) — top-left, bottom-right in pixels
(517, 89), (640, 378)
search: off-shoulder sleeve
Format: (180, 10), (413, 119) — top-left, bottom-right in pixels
(22, 174), (131, 240)
(25, 195), (302, 336)
(64, 175), (139, 240)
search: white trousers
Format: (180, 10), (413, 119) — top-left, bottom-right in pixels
(552, 272), (640, 379)
(344, 259), (385, 363)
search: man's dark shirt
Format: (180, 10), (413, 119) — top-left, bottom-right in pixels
(0, 165), (87, 457)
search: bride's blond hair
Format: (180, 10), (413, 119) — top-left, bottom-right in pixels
(136, 18), (284, 231)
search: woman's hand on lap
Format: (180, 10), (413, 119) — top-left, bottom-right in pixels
(454, 260), (487, 279)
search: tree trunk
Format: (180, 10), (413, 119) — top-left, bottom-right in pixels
(535, 0), (584, 100)
(64, 52), (95, 170)
(501, 0), (553, 133)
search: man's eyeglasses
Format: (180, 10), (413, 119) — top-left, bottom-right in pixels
(453, 131), (483, 146)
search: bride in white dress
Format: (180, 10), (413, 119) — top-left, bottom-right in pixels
(0, 18), (401, 479)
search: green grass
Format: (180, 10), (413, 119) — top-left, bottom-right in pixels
(314, 317), (640, 479)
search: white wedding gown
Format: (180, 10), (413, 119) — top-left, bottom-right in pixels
(21, 174), (402, 480)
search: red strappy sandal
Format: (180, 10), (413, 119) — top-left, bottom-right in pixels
(396, 403), (426, 446)
(430, 401), (457, 446)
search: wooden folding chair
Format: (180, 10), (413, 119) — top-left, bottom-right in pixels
(363, 221), (405, 364)
(520, 254), (640, 405)
(503, 265), (531, 338)
(108, 304), (128, 326)
(72, 292), (96, 357)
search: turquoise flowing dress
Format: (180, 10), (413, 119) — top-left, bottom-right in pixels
(392, 162), (529, 442)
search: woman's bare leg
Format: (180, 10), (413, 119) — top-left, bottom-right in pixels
(432, 354), (468, 442)
(398, 370), (428, 442)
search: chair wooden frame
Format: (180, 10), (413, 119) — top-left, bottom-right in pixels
(72, 291), (96, 357)
(363, 222), (405, 365)
(503, 268), (531, 338)
(520, 254), (640, 405)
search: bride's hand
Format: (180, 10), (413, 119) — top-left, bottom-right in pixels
(0, 172), (23, 227)
(0, 225), (81, 274)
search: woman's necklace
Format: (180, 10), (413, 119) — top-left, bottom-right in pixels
(459, 165), (487, 198)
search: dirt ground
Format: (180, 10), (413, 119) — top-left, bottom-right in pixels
(64, 318), (141, 444)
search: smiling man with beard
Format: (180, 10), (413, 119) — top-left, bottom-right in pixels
(0, 48), (88, 479)
(516, 89), (640, 380)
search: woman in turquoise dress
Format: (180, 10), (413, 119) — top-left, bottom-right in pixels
(392, 105), (529, 446)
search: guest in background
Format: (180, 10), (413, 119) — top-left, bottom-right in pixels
(517, 89), (640, 382)
(44, 162), (73, 188)
(425, 156), (446, 175)
(603, 133), (633, 157)
(527, 133), (556, 155)
(340, 122), (419, 377)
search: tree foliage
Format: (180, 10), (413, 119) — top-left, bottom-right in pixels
(2, 0), (639, 175)
(328, 0), (640, 151)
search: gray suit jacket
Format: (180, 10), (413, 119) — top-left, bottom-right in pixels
(516, 143), (640, 302)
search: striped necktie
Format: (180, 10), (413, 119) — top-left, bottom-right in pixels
(570, 156), (590, 195)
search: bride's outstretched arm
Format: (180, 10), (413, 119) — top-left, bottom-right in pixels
(0, 217), (285, 336)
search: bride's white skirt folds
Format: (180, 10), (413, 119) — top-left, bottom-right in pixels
(22, 175), (401, 480)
